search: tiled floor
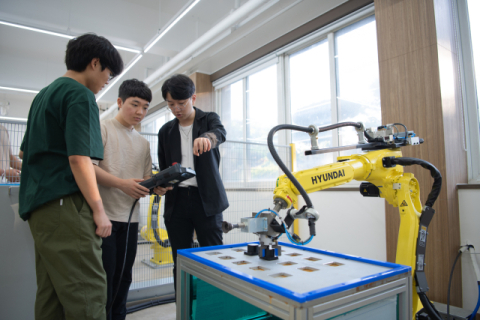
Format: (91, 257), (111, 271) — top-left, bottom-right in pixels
(127, 302), (176, 320)
(127, 239), (176, 319)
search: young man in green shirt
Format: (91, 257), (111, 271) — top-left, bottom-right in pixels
(19, 33), (123, 320)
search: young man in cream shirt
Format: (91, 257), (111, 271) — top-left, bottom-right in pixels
(92, 79), (168, 320)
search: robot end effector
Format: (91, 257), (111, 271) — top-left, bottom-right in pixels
(221, 204), (319, 260)
(222, 201), (319, 259)
(273, 198), (319, 237)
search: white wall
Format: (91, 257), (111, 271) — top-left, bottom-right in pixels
(459, 189), (480, 314)
(1, 93), (34, 119)
(298, 190), (387, 262)
(219, 188), (387, 262)
(0, 186), (36, 320)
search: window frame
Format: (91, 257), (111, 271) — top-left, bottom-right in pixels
(215, 56), (287, 145)
(455, 0), (480, 184)
(141, 107), (172, 134)
(214, 3), (375, 141)
(213, 4), (377, 185)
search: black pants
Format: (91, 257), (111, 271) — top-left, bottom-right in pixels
(102, 221), (138, 320)
(165, 187), (223, 294)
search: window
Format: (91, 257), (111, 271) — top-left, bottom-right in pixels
(216, 61), (283, 185)
(289, 39), (332, 170)
(335, 15), (381, 156)
(288, 13), (381, 170)
(246, 64), (278, 144)
(215, 5), (379, 176)
(456, 0), (480, 183)
(217, 62), (280, 143)
(220, 80), (244, 141)
(141, 108), (171, 134)
(141, 108), (172, 169)
(467, 0), (480, 113)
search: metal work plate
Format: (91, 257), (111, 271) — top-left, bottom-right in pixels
(141, 259), (173, 270)
(178, 242), (410, 303)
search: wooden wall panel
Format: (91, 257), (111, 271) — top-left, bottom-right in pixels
(189, 72), (214, 113)
(376, 0), (467, 307)
(375, 0), (436, 61)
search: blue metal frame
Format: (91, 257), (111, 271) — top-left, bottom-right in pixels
(178, 241), (411, 303)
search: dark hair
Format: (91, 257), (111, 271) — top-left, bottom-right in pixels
(119, 79), (152, 103)
(65, 33), (124, 77)
(161, 74), (195, 100)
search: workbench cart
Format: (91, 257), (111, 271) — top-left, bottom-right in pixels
(176, 242), (412, 320)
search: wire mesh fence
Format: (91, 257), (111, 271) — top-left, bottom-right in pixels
(133, 136), (292, 292)
(133, 133), (171, 291)
(220, 140), (292, 245)
(0, 119), (291, 297)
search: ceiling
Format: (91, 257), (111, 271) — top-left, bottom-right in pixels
(0, 0), (348, 117)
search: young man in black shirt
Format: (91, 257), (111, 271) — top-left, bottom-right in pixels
(157, 74), (229, 293)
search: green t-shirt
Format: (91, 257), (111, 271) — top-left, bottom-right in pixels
(19, 77), (104, 220)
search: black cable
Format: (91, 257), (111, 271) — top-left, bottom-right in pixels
(150, 195), (169, 247)
(267, 124), (315, 208)
(390, 157), (442, 208)
(317, 122), (363, 133)
(389, 156), (443, 319)
(267, 122), (363, 209)
(419, 292), (443, 319)
(393, 122), (408, 143)
(107, 198), (138, 317)
(447, 250), (463, 320)
(392, 125), (400, 134)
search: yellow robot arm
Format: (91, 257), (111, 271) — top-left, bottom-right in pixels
(269, 122), (442, 319)
(223, 122), (440, 319)
(273, 148), (404, 208)
(273, 148), (424, 314)
(140, 192), (173, 267)
(140, 194), (170, 245)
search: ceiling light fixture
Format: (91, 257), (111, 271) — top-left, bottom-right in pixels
(0, 20), (141, 53)
(0, 86), (39, 94)
(96, 54), (143, 102)
(2, 0), (200, 104)
(0, 116), (28, 122)
(144, 0), (201, 53)
(96, 0), (200, 102)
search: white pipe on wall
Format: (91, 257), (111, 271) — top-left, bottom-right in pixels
(143, 0), (268, 85)
(100, 0), (269, 119)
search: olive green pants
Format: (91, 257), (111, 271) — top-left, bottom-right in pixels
(28, 192), (107, 320)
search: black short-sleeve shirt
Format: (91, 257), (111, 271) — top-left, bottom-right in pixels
(19, 77), (104, 220)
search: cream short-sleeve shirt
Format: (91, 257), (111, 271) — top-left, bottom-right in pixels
(92, 118), (152, 223)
